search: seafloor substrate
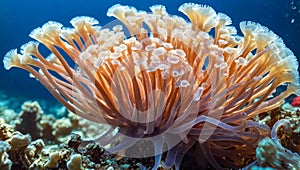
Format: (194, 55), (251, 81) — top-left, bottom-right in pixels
(0, 97), (299, 169)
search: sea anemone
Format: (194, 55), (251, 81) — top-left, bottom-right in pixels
(3, 3), (299, 169)
(291, 96), (300, 107)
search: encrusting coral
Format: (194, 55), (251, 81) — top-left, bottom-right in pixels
(66, 153), (83, 170)
(0, 141), (12, 170)
(255, 137), (300, 169)
(12, 101), (84, 143)
(254, 107), (300, 153)
(2, 2), (300, 169)
(15, 101), (44, 140)
(0, 101), (155, 169)
(0, 119), (13, 141)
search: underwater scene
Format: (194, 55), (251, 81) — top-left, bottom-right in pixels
(0, 0), (300, 169)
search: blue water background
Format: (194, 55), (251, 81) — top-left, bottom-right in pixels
(0, 0), (299, 106)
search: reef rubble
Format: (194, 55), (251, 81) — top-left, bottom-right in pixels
(0, 100), (299, 169)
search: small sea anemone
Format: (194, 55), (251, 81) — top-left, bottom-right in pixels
(291, 96), (300, 107)
(3, 3), (299, 169)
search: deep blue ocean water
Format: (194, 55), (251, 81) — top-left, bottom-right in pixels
(0, 0), (299, 106)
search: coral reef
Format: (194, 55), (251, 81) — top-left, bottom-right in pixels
(15, 101), (44, 140)
(8, 133), (32, 168)
(255, 137), (300, 169)
(0, 109), (17, 124)
(0, 119), (14, 141)
(0, 100), (299, 169)
(0, 141), (12, 170)
(67, 153), (83, 170)
(0, 101), (155, 169)
(12, 101), (81, 144)
(254, 107), (300, 153)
